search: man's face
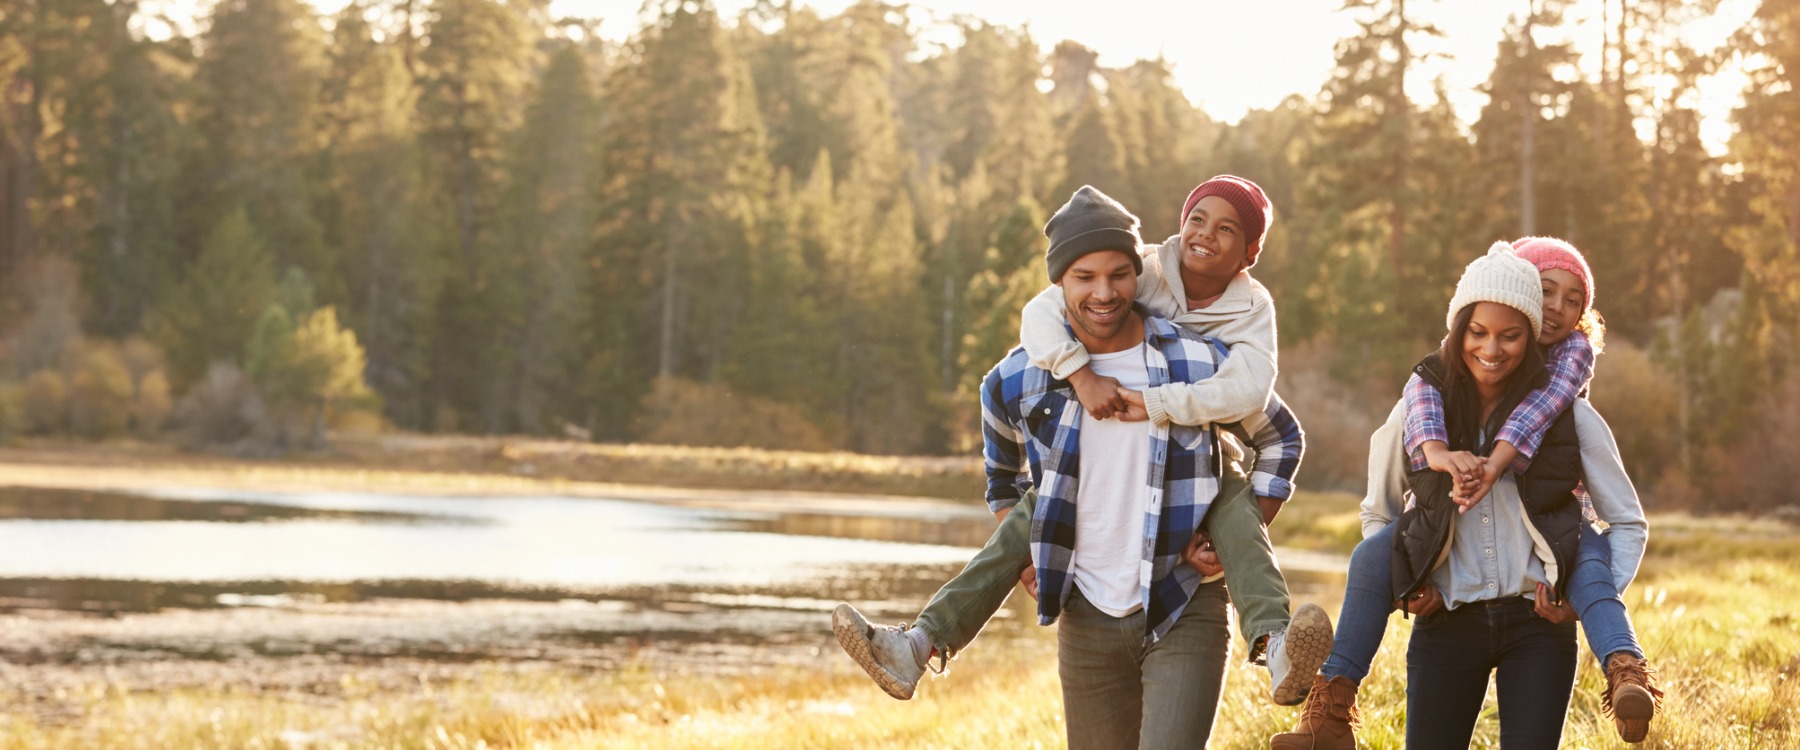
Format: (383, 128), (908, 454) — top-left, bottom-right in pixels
(1060, 250), (1140, 344)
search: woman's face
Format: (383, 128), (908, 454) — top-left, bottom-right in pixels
(1178, 195), (1250, 287)
(1538, 268), (1584, 346)
(1462, 302), (1532, 393)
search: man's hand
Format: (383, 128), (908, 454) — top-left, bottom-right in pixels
(1533, 581), (1575, 624)
(1396, 584), (1444, 617)
(1019, 566), (1039, 600)
(1115, 388), (1150, 422)
(1069, 367), (1126, 420)
(1182, 532), (1223, 577)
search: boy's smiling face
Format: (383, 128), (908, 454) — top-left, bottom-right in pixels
(1178, 195), (1250, 292)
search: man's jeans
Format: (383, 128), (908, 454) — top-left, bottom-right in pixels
(1405, 596), (1578, 749)
(1321, 522), (1639, 684)
(912, 462), (1291, 663)
(1058, 583), (1232, 750)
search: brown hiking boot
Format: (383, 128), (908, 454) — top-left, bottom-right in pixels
(1269, 674), (1359, 750)
(1603, 652), (1663, 743)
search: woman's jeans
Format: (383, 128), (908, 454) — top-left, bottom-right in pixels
(1321, 522), (1642, 683)
(1406, 596), (1578, 749)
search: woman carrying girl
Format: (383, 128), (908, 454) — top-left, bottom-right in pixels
(1272, 240), (1657, 749)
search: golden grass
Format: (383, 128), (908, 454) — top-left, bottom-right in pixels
(1, 448), (1794, 748)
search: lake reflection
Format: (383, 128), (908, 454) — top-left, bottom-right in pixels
(0, 486), (987, 604)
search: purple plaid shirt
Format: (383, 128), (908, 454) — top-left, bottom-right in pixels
(1403, 331), (1595, 473)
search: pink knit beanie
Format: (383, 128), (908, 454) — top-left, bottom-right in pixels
(1181, 175), (1273, 267)
(1511, 236), (1594, 313)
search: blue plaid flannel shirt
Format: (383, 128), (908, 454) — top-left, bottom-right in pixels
(1403, 331), (1595, 474)
(980, 312), (1305, 644)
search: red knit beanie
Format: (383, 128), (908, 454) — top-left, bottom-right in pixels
(1181, 175), (1273, 268)
(1511, 236), (1594, 313)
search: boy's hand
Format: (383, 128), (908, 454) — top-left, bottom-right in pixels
(1397, 584), (1444, 617)
(1182, 532), (1223, 577)
(1068, 367), (1126, 420)
(1019, 566), (1039, 600)
(1115, 388), (1149, 422)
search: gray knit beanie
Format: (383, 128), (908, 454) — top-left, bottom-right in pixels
(1044, 186), (1143, 283)
(1447, 241), (1544, 338)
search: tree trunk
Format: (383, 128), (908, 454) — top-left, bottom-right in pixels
(1389, 0), (1410, 314)
(1519, 0), (1538, 237)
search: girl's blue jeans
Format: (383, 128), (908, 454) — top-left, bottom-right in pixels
(1321, 521), (1642, 683)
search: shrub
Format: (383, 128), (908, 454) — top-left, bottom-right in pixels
(23, 370), (69, 434)
(1589, 340), (1682, 504)
(639, 375), (833, 451)
(172, 361), (266, 447)
(1276, 342), (1397, 493)
(64, 341), (135, 439)
(134, 369), (173, 435)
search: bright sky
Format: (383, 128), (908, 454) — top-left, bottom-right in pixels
(148, 0), (1758, 153)
(557, 0), (1757, 154)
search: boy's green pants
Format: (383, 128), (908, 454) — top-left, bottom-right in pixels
(911, 461), (1293, 665)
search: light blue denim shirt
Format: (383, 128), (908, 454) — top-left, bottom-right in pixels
(1360, 399), (1649, 609)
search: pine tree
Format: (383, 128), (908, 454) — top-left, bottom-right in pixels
(193, 0), (332, 281)
(319, 1), (442, 428)
(591, 0), (771, 438)
(489, 43), (597, 433)
(150, 207), (277, 387)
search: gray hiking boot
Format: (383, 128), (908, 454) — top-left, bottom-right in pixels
(1266, 603), (1335, 705)
(831, 603), (925, 700)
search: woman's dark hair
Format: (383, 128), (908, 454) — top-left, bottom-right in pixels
(1436, 302), (1549, 453)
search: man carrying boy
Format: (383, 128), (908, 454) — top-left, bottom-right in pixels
(833, 187), (1327, 747)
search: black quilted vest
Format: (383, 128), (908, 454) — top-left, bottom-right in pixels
(1391, 353), (1583, 605)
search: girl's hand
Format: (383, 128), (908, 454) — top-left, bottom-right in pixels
(1425, 444), (1486, 504)
(1453, 461), (1501, 513)
(1533, 581), (1575, 624)
(1019, 566), (1039, 601)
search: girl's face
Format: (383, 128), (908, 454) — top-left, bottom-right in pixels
(1462, 302), (1532, 395)
(1178, 195), (1250, 286)
(1538, 268), (1585, 346)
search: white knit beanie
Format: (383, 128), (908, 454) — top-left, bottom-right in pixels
(1446, 241), (1544, 339)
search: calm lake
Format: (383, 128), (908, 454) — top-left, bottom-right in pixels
(0, 484), (1347, 682)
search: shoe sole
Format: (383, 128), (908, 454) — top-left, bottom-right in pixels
(1273, 603), (1335, 706)
(1613, 684), (1654, 743)
(831, 604), (916, 700)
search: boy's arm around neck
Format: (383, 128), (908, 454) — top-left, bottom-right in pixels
(1143, 279), (1278, 426)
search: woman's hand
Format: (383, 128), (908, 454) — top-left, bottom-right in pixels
(1533, 581), (1575, 624)
(1397, 584), (1444, 617)
(1183, 532), (1223, 577)
(1019, 566), (1039, 601)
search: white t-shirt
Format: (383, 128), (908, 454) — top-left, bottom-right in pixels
(1071, 342), (1154, 617)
